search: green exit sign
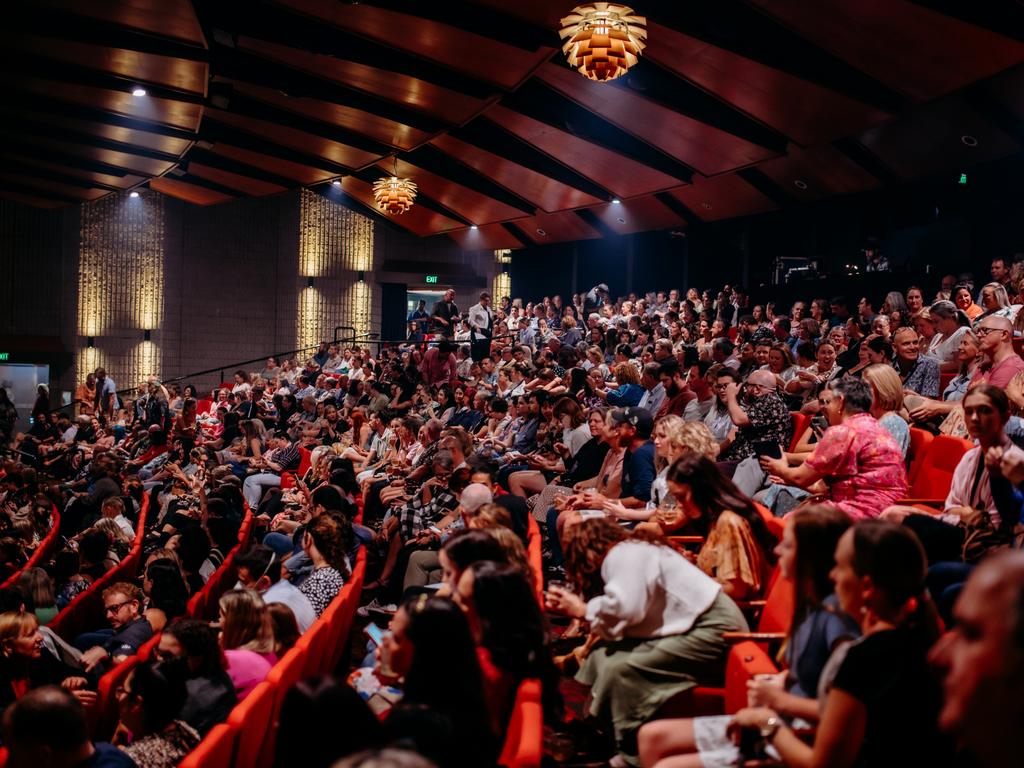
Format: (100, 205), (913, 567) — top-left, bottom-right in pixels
(959, 173), (968, 184)
(425, 275), (438, 284)
(0, 353), (8, 361)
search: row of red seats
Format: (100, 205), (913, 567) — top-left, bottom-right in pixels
(49, 495), (151, 642)
(1, 504), (62, 590)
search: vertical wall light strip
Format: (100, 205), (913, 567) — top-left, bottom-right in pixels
(77, 191), (164, 387)
(492, 249), (512, 302)
(296, 190), (375, 350)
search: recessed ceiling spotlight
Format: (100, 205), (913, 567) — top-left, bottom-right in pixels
(536, 228), (547, 236)
(701, 202), (712, 210)
(132, 87), (147, 97)
(470, 224), (478, 230)
(129, 191), (140, 198)
(794, 179), (808, 190)
(611, 198), (621, 204)
(961, 134), (979, 147)
(331, 179), (341, 187)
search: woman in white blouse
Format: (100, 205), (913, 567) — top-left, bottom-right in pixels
(546, 518), (747, 767)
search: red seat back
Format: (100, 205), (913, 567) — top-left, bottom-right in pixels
(92, 656), (140, 740)
(907, 428), (935, 486)
(228, 680), (276, 768)
(1, 505), (62, 590)
(526, 516), (543, 605)
(788, 412), (810, 453)
(724, 641), (778, 713)
(908, 435), (974, 499)
(757, 566), (793, 634)
(179, 722), (238, 768)
(753, 502), (785, 541)
(498, 679), (543, 768)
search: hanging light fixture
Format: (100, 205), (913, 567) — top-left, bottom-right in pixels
(373, 159), (418, 215)
(559, 3), (647, 82)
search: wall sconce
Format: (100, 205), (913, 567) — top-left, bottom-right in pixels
(143, 329), (152, 341)
(86, 337), (95, 348)
(307, 276), (315, 288)
(357, 270), (366, 283)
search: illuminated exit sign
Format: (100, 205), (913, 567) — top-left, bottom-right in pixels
(0, 353), (8, 361)
(425, 275), (438, 284)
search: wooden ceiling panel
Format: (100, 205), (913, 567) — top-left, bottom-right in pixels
(644, 24), (890, 146)
(431, 133), (602, 212)
(13, 36), (207, 95)
(149, 177), (235, 205)
(340, 177), (464, 236)
(0, 188), (67, 209)
(748, 0), (1024, 102)
(376, 158), (529, 225)
(239, 38), (486, 124)
(205, 108), (383, 170)
(0, 172), (107, 201)
(34, 0), (207, 47)
(228, 81), (434, 151)
(758, 144), (880, 200)
(447, 223), (524, 251)
(274, 0), (551, 90)
(210, 144), (337, 185)
(537, 63), (778, 176)
(186, 163), (286, 197)
(1, 107), (192, 155)
(668, 175), (779, 222)
(485, 105), (682, 199)
(1, 75), (202, 130)
(588, 197), (687, 236)
(1, 154), (145, 189)
(0, 133), (175, 176)
(518, 210), (601, 245)
(858, 97), (1018, 179)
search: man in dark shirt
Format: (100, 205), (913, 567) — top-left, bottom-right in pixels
(604, 407), (656, 516)
(76, 583), (153, 674)
(719, 370), (793, 463)
(432, 288), (460, 337)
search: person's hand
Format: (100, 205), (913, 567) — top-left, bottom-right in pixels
(961, 507), (987, 528)
(909, 399), (942, 421)
(999, 449), (1024, 486)
(758, 455), (787, 476)
(796, 369), (816, 381)
(70, 687), (99, 709)
(62, 676), (89, 691)
(545, 586), (586, 618)
(985, 446), (1005, 475)
(746, 674), (786, 708)
(602, 500), (629, 519)
(582, 490), (606, 508)
(80, 646), (109, 673)
(723, 381), (741, 400)
(727, 707), (780, 743)
(879, 507), (915, 524)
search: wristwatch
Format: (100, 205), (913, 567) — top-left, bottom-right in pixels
(760, 715), (782, 741)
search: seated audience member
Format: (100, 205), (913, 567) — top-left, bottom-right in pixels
(299, 514), (351, 616)
(375, 595), (499, 768)
(726, 522), (949, 768)
(235, 544), (317, 632)
(453, 562), (561, 730)
(17, 567), (58, 626)
(218, 589), (277, 700)
(267, 603), (301, 657)
(545, 518), (747, 765)
(758, 377), (908, 520)
(154, 619), (236, 736)
(906, 329), (980, 424)
(240, 432), (302, 509)
(929, 299), (974, 369)
(141, 559), (189, 632)
(663, 454), (778, 599)
(76, 583), (154, 674)
(0, 613), (90, 715)
(892, 326), (940, 398)
(598, 363), (645, 408)
(929, 551), (1024, 768)
(115, 659), (199, 768)
(717, 369), (793, 465)
(860, 364), (910, 457)
(703, 367), (739, 444)
(972, 315), (1024, 389)
(2, 686), (134, 768)
(639, 505), (858, 768)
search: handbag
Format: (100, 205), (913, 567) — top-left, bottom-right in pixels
(959, 452), (1013, 563)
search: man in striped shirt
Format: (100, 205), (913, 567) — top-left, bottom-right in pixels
(241, 432), (301, 508)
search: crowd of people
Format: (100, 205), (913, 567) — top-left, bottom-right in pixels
(2, 259), (1024, 767)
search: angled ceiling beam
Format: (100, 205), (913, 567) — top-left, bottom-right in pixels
(905, 1), (1024, 43)
(193, 0), (498, 100)
(0, 179), (83, 205)
(0, 156), (125, 193)
(736, 168), (795, 209)
(658, 1), (907, 113)
(574, 208), (620, 240)
(0, 51), (206, 104)
(831, 138), (901, 186)
(185, 148), (306, 189)
(0, 137), (155, 178)
(502, 80), (695, 183)
(354, 0), (556, 51)
(14, 3), (209, 62)
(502, 221), (533, 246)
(199, 117), (357, 175)
(5, 90), (201, 141)
(399, 145), (536, 216)
(0, 115), (186, 164)
(450, 118), (615, 202)
(654, 191), (702, 227)
(207, 47), (451, 134)
(611, 59), (789, 153)
(217, 88), (400, 157)
(165, 173), (241, 199)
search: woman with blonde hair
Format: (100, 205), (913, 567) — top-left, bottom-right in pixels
(974, 281), (1014, 326)
(219, 588), (277, 700)
(861, 364), (910, 457)
(0, 612), (86, 713)
(598, 362), (644, 407)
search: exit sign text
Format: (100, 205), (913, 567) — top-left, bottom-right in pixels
(425, 275), (438, 284)
(0, 353), (8, 361)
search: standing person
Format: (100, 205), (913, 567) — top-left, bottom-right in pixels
(432, 289), (460, 338)
(467, 292), (494, 363)
(0, 388), (16, 448)
(408, 300), (431, 337)
(74, 373), (97, 417)
(94, 368), (120, 419)
(419, 341), (458, 390)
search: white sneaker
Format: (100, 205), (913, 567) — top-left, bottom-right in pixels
(357, 598), (398, 618)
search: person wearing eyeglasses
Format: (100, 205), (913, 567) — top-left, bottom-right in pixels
(971, 316), (1024, 389)
(115, 659), (199, 767)
(76, 583), (153, 675)
(154, 619), (236, 736)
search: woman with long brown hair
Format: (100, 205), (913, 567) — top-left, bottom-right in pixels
(545, 517), (747, 767)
